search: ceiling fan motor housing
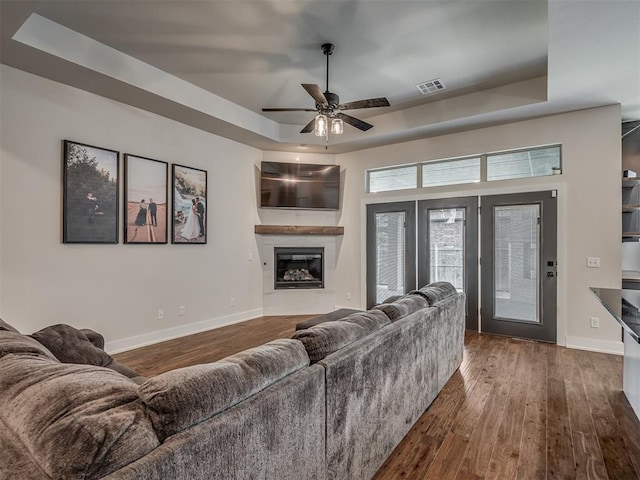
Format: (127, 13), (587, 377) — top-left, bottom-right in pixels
(322, 91), (340, 109)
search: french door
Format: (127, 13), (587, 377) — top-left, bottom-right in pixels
(417, 197), (478, 330)
(366, 202), (416, 308)
(480, 191), (557, 342)
(366, 191), (557, 342)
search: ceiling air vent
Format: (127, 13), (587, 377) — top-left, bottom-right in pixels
(416, 79), (446, 95)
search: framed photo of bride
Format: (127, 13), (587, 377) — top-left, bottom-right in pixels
(124, 154), (168, 244)
(172, 164), (207, 244)
(62, 140), (119, 244)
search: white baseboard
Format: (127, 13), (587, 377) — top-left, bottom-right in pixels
(333, 304), (362, 311)
(565, 335), (624, 356)
(105, 308), (264, 354)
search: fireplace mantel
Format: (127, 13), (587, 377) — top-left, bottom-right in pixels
(255, 225), (344, 236)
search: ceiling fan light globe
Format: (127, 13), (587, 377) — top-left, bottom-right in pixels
(331, 118), (344, 135)
(314, 114), (328, 136)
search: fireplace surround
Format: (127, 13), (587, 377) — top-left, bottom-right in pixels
(274, 247), (324, 289)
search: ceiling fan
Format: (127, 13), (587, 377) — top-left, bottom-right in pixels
(262, 43), (390, 135)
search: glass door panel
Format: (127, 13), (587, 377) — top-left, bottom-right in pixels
(366, 202), (416, 308)
(375, 211), (406, 304)
(493, 204), (540, 323)
(428, 208), (465, 292)
(418, 197), (478, 330)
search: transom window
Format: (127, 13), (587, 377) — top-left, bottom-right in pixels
(422, 157), (481, 187)
(366, 145), (561, 193)
(368, 165), (417, 193)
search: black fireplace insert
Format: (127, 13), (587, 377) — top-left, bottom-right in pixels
(274, 247), (324, 289)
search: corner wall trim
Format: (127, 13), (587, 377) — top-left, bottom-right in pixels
(105, 308), (264, 354)
(565, 335), (624, 356)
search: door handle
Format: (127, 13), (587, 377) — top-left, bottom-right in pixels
(547, 271), (555, 277)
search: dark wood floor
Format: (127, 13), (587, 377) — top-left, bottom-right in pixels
(114, 315), (312, 377)
(114, 316), (640, 480)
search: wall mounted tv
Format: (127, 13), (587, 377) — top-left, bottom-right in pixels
(260, 161), (340, 210)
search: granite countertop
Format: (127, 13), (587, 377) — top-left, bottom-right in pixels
(590, 287), (640, 343)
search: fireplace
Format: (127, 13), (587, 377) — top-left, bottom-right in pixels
(274, 247), (324, 289)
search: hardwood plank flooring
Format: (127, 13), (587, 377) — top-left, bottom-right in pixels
(114, 317), (640, 479)
(113, 314), (313, 376)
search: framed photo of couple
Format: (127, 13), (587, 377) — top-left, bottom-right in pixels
(124, 154), (168, 244)
(62, 140), (119, 244)
(172, 164), (207, 244)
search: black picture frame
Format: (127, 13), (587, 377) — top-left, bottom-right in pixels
(62, 140), (119, 244)
(124, 154), (169, 244)
(172, 164), (208, 244)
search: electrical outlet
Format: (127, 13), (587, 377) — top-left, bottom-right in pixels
(230, 297), (236, 307)
(346, 292), (352, 301)
(158, 309), (164, 320)
(248, 252), (253, 261)
(586, 257), (600, 268)
(590, 317), (600, 328)
(179, 306), (185, 316)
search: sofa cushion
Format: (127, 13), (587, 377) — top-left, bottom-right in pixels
(295, 308), (362, 330)
(372, 294), (429, 321)
(0, 330), (58, 360)
(0, 354), (159, 479)
(291, 309), (391, 363)
(0, 318), (19, 333)
(0, 416), (49, 480)
(379, 294), (403, 304)
(30, 324), (142, 379)
(411, 281), (458, 305)
(140, 338), (309, 440)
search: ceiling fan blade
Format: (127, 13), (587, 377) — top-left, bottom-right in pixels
(262, 108), (317, 112)
(337, 112), (374, 131)
(300, 118), (316, 134)
(338, 97), (390, 110)
(302, 84), (328, 105)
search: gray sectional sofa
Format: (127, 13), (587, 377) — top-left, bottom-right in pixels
(0, 282), (465, 480)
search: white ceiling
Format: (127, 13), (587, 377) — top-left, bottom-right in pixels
(1, 0), (638, 154)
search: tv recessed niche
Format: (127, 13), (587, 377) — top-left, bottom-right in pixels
(260, 161), (340, 210)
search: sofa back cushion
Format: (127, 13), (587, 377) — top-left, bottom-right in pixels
(372, 294), (429, 322)
(139, 338), (309, 440)
(411, 281), (458, 305)
(0, 330), (57, 360)
(291, 310), (391, 363)
(0, 354), (159, 479)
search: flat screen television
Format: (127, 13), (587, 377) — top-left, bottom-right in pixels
(260, 161), (340, 210)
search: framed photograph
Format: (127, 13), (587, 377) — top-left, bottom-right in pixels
(62, 140), (119, 243)
(172, 164), (207, 244)
(124, 154), (168, 244)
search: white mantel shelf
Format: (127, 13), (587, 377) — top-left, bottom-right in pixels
(255, 225), (344, 236)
